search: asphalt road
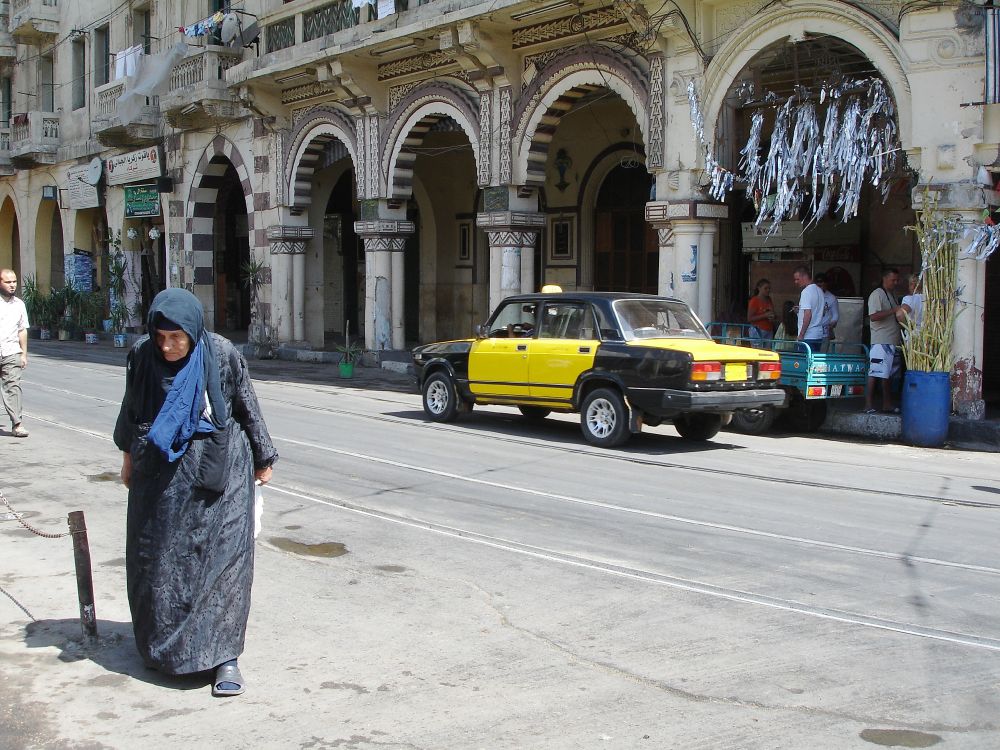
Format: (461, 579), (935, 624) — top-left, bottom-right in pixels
(2, 344), (999, 749)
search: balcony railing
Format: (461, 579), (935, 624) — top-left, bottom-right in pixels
(161, 45), (245, 128)
(9, 111), (59, 166)
(8, 0), (58, 42)
(0, 125), (12, 174)
(92, 79), (160, 147)
(262, 0), (432, 54)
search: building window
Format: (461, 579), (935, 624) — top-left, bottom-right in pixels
(1, 78), (11, 127)
(94, 25), (110, 86)
(134, 8), (151, 53)
(39, 55), (54, 111)
(72, 38), (86, 110)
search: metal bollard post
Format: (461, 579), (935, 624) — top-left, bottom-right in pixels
(67, 511), (98, 638)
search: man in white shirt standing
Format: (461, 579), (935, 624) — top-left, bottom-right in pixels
(814, 273), (840, 350)
(864, 268), (902, 414)
(0, 268), (29, 437)
(792, 266), (826, 351)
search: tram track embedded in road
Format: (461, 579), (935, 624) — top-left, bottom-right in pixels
(265, 480), (1000, 654)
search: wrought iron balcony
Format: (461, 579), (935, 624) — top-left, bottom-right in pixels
(160, 45), (246, 129)
(8, 0), (58, 43)
(92, 79), (161, 147)
(0, 125), (14, 175)
(0, 2), (17, 60)
(9, 111), (59, 167)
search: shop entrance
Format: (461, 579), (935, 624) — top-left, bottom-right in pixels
(322, 168), (362, 344)
(212, 161), (250, 333)
(716, 37), (914, 340)
(594, 164), (656, 293)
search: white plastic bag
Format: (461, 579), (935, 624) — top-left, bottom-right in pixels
(253, 483), (264, 539)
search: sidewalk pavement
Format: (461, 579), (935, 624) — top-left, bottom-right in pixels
(28, 335), (1000, 452)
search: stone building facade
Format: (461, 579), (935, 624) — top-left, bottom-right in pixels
(0, 0), (996, 415)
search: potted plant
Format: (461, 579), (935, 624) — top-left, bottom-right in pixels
(52, 286), (79, 341)
(107, 249), (132, 347)
(335, 320), (364, 378)
(78, 291), (104, 344)
(241, 256), (277, 359)
(899, 191), (959, 447)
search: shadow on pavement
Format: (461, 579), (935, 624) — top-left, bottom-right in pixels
(23, 619), (210, 692)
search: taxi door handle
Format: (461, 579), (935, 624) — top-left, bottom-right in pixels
(516, 344), (528, 352)
(578, 346), (591, 353)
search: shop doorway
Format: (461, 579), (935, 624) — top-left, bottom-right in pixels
(323, 168), (362, 344)
(212, 161), (250, 333)
(594, 164), (657, 293)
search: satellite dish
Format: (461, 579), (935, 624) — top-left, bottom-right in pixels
(83, 157), (103, 186)
(221, 13), (241, 46)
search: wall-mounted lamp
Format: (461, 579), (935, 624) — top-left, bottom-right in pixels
(148, 227), (161, 241)
(126, 227), (139, 240)
(41, 185), (58, 200)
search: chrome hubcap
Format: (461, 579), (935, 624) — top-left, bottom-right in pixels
(586, 398), (616, 438)
(426, 380), (450, 413)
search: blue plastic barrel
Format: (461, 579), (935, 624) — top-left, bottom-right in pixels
(901, 370), (951, 447)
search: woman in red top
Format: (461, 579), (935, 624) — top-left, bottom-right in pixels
(746, 279), (775, 339)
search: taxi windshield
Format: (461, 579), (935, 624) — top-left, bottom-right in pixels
(613, 299), (709, 341)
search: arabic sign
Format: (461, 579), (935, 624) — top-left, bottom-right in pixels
(106, 146), (162, 186)
(65, 165), (101, 209)
(124, 184), (161, 218)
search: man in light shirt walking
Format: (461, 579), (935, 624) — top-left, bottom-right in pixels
(0, 268), (29, 437)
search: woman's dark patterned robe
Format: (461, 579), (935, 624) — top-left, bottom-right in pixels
(114, 333), (277, 675)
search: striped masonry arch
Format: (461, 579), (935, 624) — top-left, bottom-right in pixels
(524, 84), (602, 188)
(184, 136), (255, 324)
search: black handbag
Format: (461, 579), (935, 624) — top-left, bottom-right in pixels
(194, 426), (230, 494)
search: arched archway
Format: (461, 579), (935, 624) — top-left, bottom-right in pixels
(285, 107), (360, 215)
(710, 32), (914, 339)
(33, 200), (64, 290)
(185, 137), (255, 330)
(512, 47), (650, 188)
(383, 83), (480, 201)
(0, 196), (20, 280)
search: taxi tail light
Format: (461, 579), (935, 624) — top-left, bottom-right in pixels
(848, 385), (865, 396)
(807, 385), (826, 397)
(691, 362), (722, 381)
(757, 361), (781, 380)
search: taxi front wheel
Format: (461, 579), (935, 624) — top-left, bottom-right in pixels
(580, 388), (630, 448)
(422, 372), (459, 422)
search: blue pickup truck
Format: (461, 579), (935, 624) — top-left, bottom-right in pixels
(707, 323), (869, 433)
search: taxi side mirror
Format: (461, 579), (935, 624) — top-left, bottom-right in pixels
(475, 323), (488, 339)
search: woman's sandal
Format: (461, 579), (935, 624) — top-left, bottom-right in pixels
(212, 663), (246, 697)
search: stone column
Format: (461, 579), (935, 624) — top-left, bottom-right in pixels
(646, 200), (726, 319)
(952, 208), (988, 419)
(476, 211), (544, 310)
(354, 219), (414, 351)
(267, 225), (314, 345)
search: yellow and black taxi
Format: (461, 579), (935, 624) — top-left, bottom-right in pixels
(412, 288), (785, 447)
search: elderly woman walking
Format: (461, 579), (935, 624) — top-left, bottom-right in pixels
(114, 288), (277, 697)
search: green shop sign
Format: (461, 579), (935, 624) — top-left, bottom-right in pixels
(124, 184), (161, 218)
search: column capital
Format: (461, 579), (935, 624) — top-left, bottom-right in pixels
(267, 225), (315, 255)
(645, 200), (728, 225)
(911, 182), (989, 213)
(354, 219), (415, 239)
(476, 210), (545, 232)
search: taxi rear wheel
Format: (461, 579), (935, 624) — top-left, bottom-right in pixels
(674, 413), (723, 441)
(422, 372), (459, 422)
(518, 406), (551, 420)
(580, 388), (629, 448)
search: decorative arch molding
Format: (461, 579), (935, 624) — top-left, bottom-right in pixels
(383, 81), (481, 200)
(184, 135), (255, 307)
(513, 45), (651, 187)
(703, 0), (912, 147)
(0, 193), (21, 273)
(285, 106), (360, 213)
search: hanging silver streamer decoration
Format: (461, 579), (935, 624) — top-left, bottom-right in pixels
(963, 223), (1000, 261)
(686, 77), (902, 234)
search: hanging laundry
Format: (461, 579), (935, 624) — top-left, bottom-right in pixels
(113, 45), (144, 81)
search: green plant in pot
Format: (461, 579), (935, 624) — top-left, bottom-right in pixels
(899, 190), (960, 447)
(107, 249), (132, 347)
(20, 274), (45, 339)
(77, 291), (104, 343)
(241, 256), (276, 358)
(335, 321), (364, 378)
(52, 286), (79, 341)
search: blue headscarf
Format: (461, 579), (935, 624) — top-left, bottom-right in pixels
(143, 289), (226, 461)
